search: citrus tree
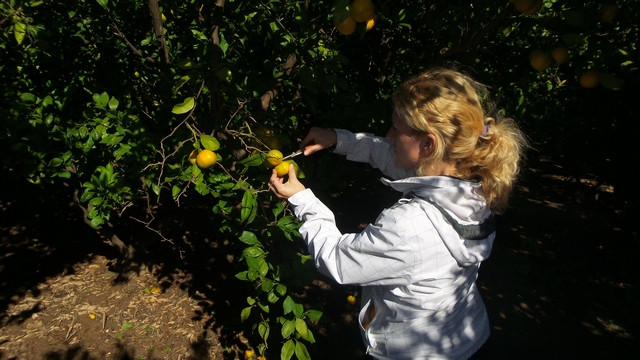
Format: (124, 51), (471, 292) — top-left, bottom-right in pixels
(1, 0), (637, 358)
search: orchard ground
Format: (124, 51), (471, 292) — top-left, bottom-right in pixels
(1, 151), (638, 359)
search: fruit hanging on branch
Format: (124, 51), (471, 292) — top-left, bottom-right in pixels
(335, 14), (357, 35)
(196, 149), (218, 169)
(551, 46), (569, 65)
(579, 70), (600, 89)
(274, 161), (292, 177)
(529, 49), (552, 72)
(265, 149), (284, 168)
(332, 0), (377, 36)
(513, 0), (542, 16)
(350, 0), (376, 23)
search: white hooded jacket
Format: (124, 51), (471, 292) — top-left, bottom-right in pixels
(287, 129), (494, 359)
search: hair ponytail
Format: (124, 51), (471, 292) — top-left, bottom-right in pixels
(392, 68), (529, 214)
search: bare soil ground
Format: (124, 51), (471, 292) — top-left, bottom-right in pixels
(1, 154), (638, 360)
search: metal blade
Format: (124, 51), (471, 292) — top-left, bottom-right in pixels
(283, 149), (304, 160)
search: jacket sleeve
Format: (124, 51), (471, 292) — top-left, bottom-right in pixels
(288, 189), (429, 286)
(333, 129), (414, 180)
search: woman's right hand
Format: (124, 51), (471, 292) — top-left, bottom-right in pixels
(300, 127), (337, 156)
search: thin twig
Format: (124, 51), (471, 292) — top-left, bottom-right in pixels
(154, 79), (206, 188)
(111, 22), (156, 63)
(129, 216), (175, 244)
(65, 317), (77, 341)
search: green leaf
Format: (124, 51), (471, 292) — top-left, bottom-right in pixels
(90, 217), (103, 228)
(151, 183), (161, 196)
(243, 245), (265, 258)
(171, 185), (181, 199)
(240, 306), (252, 322)
(93, 92), (109, 109)
(272, 202), (285, 217)
(305, 309), (322, 322)
(281, 319), (295, 338)
(88, 197), (103, 206)
(260, 279), (274, 291)
(200, 135), (220, 151)
(283, 296), (294, 315)
(295, 318), (308, 338)
(257, 301), (269, 313)
(267, 290), (279, 303)
(20, 92), (37, 103)
(14, 22), (26, 45)
(121, 322), (133, 330)
(235, 271), (249, 280)
(174, 75), (190, 93)
(258, 321), (269, 341)
(171, 97), (195, 114)
(176, 59), (201, 69)
(96, 0), (108, 10)
(276, 283), (287, 296)
(48, 157), (63, 167)
(219, 32), (229, 55)
(238, 153), (266, 167)
(292, 302), (304, 318)
(55, 171), (71, 178)
(304, 329), (316, 343)
(108, 96), (119, 111)
(281, 339), (295, 360)
(294, 341), (311, 360)
(240, 190), (257, 224)
(238, 231), (259, 245)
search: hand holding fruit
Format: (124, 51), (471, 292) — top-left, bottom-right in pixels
(300, 127), (337, 155)
(268, 163), (305, 199)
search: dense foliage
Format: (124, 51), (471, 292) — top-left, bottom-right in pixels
(1, 0), (638, 358)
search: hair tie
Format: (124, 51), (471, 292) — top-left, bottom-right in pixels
(480, 124), (490, 139)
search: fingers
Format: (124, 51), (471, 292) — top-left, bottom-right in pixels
(267, 164), (305, 199)
(303, 143), (321, 156)
(287, 162), (297, 180)
(268, 169), (283, 197)
(300, 127), (337, 154)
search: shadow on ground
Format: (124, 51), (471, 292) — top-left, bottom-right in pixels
(1, 151), (638, 359)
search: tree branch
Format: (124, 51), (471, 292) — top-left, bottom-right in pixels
(111, 22), (156, 64)
(260, 53), (298, 111)
(148, 0), (170, 64)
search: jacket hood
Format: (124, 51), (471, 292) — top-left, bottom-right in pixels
(380, 175), (491, 223)
(380, 175), (494, 266)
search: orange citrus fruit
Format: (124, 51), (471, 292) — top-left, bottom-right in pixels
(188, 149), (198, 164)
(521, 0), (542, 15)
(579, 70), (599, 88)
(599, 4), (618, 23)
(196, 149), (217, 169)
(265, 149), (283, 168)
(244, 349), (255, 360)
(274, 161), (291, 177)
(350, 0), (376, 23)
(365, 16), (376, 31)
(514, 0), (540, 15)
(529, 49), (552, 72)
(551, 46), (569, 65)
(335, 15), (357, 35)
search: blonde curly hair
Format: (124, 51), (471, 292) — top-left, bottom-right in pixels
(392, 68), (529, 214)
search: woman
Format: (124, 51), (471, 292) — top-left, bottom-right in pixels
(269, 68), (528, 359)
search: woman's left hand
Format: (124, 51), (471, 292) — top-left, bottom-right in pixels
(268, 163), (306, 199)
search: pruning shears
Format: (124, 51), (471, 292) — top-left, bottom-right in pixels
(283, 145), (312, 160)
